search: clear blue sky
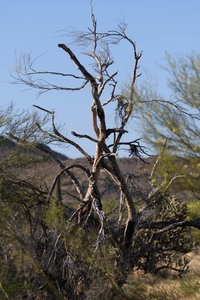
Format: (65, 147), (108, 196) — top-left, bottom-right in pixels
(1, 0), (200, 158)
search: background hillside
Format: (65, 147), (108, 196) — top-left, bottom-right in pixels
(0, 136), (192, 205)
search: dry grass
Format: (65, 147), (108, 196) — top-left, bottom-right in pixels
(123, 247), (200, 300)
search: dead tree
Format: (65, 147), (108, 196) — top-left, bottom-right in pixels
(11, 10), (144, 254)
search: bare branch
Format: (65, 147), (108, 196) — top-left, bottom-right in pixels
(71, 131), (97, 143)
(108, 138), (149, 162)
(92, 198), (107, 251)
(101, 81), (118, 106)
(33, 105), (53, 114)
(149, 139), (167, 180)
(91, 102), (100, 137)
(47, 164), (90, 203)
(51, 112), (93, 162)
(32, 107), (93, 162)
(24, 70), (85, 80)
(10, 71), (89, 98)
(98, 70), (118, 96)
(58, 44), (95, 83)
(105, 128), (128, 138)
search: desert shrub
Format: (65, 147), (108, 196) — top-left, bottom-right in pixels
(131, 194), (192, 275)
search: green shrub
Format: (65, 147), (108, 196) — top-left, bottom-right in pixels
(187, 201), (200, 245)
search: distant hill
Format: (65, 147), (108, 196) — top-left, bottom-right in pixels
(0, 136), (193, 202)
(0, 135), (69, 161)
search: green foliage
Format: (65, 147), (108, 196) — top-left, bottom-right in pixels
(101, 198), (120, 216)
(45, 199), (65, 231)
(187, 201), (200, 245)
(187, 201), (200, 220)
(135, 52), (200, 157)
